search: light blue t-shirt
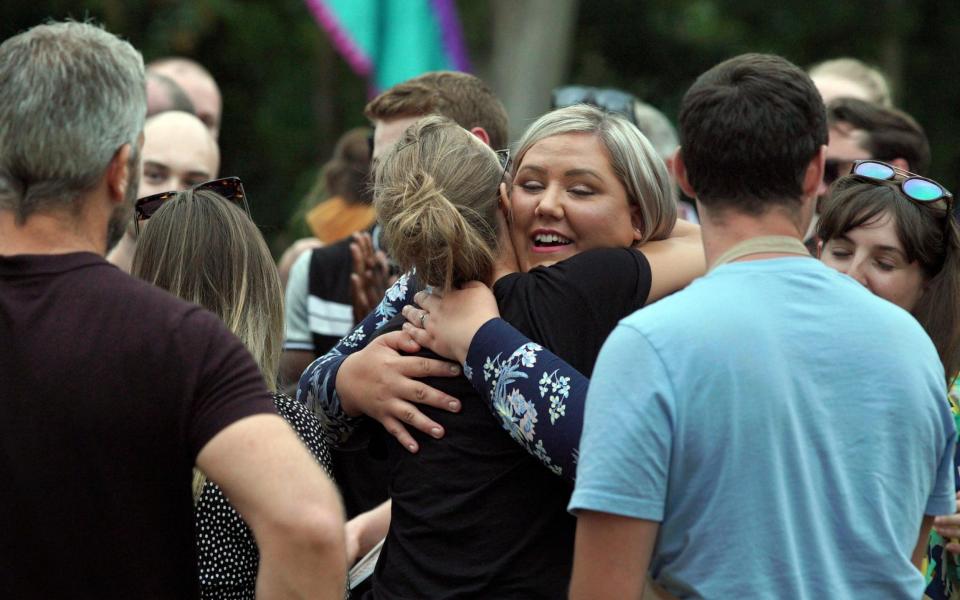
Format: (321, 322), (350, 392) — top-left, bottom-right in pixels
(569, 257), (956, 599)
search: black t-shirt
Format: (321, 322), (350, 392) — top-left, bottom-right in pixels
(368, 247), (652, 599)
(306, 230), (391, 520)
(0, 253), (275, 598)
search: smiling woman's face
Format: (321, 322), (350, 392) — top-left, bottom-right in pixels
(820, 211), (928, 312)
(508, 133), (639, 271)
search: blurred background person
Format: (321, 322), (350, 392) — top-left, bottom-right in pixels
(277, 126), (375, 289)
(805, 97), (931, 252)
(809, 56), (894, 106)
(148, 56), (223, 138)
(146, 70), (195, 116)
(132, 183), (337, 599)
(108, 110), (220, 272)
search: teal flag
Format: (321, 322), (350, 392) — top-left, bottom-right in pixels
(306, 0), (470, 93)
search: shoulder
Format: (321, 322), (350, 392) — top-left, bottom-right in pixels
(308, 235), (353, 268)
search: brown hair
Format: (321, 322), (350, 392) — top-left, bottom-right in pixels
(132, 188), (284, 390)
(826, 98), (930, 174)
(373, 116), (502, 291)
(324, 127), (373, 205)
(818, 177), (960, 383)
(364, 71), (509, 151)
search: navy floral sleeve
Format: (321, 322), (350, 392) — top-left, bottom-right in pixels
(464, 318), (588, 482)
(297, 271), (417, 445)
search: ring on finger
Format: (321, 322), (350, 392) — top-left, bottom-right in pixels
(419, 311), (428, 328)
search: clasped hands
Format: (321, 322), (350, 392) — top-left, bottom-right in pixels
(335, 282), (500, 452)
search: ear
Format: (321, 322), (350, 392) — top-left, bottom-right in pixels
(889, 157), (910, 171)
(499, 174), (514, 222)
(672, 148), (697, 199)
(106, 143), (134, 205)
(469, 126), (491, 148)
(802, 144), (827, 200)
(816, 239), (823, 259)
(630, 205), (643, 243)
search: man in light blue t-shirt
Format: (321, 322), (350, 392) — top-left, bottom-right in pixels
(568, 54), (956, 600)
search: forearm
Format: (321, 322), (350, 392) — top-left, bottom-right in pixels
(298, 271), (419, 442)
(465, 318), (588, 481)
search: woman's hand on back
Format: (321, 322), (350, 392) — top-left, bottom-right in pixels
(336, 330), (462, 453)
(401, 282), (500, 364)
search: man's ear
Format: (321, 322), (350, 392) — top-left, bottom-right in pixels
(802, 144), (827, 200)
(672, 148), (697, 199)
(469, 126), (491, 147)
(106, 143), (133, 205)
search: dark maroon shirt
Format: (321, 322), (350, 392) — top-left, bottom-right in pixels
(0, 252), (275, 598)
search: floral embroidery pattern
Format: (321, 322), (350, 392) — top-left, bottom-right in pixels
(465, 319), (590, 483)
(298, 271), (418, 446)
(539, 371), (571, 425)
(374, 272), (411, 328)
(482, 342), (563, 476)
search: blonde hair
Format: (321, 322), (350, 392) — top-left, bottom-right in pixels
(373, 116), (503, 291)
(131, 189), (283, 390)
(808, 57), (893, 107)
(513, 104), (676, 243)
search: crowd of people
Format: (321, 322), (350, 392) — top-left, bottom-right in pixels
(2, 19), (959, 600)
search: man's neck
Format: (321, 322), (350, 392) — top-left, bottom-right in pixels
(0, 208), (107, 257)
(700, 205), (809, 269)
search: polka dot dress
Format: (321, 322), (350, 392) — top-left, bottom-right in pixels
(195, 393), (334, 599)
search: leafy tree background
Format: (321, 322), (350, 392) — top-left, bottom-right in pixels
(3, 0), (957, 254)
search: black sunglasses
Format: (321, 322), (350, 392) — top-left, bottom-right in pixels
(133, 177), (250, 234)
(551, 86), (638, 126)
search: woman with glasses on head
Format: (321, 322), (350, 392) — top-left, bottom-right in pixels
(300, 106), (704, 598)
(131, 183), (335, 600)
(816, 161), (960, 600)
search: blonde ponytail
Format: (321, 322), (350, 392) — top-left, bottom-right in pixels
(374, 116), (503, 291)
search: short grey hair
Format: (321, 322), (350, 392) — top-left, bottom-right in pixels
(513, 104), (676, 243)
(0, 21), (146, 221)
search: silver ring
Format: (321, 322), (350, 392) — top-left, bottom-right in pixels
(419, 312), (428, 328)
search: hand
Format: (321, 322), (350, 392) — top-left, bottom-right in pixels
(934, 491), (960, 554)
(336, 330), (462, 453)
(400, 282), (500, 364)
(350, 232), (394, 323)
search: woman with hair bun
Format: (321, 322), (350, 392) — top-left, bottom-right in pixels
(132, 186), (335, 600)
(301, 106), (704, 597)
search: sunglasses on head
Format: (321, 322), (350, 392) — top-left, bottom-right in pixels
(849, 160), (953, 210)
(133, 176), (250, 234)
(551, 86), (638, 126)
(494, 148), (511, 191)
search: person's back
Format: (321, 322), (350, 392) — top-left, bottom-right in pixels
(590, 256), (951, 597)
(369, 248), (650, 599)
(0, 21), (346, 598)
(568, 53), (955, 599)
(0, 253), (270, 596)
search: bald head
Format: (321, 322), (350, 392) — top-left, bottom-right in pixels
(139, 111), (220, 198)
(147, 57), (222, 137)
